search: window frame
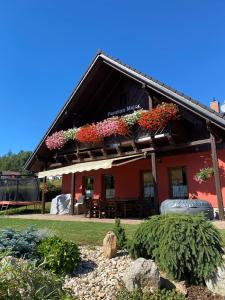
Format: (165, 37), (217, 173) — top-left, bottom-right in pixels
(168, 166), (188, 199)
(102, 174), (116, 200)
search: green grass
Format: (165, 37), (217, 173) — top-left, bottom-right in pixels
(0, 218), (138, 245)
(0, 202), (51, 215)
(0, 216), (224, 246)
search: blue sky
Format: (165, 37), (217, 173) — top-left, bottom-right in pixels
(0, 0), (225, 155)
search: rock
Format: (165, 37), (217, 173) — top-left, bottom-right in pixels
(160, 272), (188, 295)
(103, 231), (117, 258)
(122, 257), (160, 293)
(206, 264), (225, 297)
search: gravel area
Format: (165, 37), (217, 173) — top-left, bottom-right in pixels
(65, 246), (132, 300)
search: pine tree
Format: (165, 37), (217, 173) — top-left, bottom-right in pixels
(113, 218), (127, 250)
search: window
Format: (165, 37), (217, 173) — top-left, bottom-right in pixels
(83, 176), (94, 197)
(142, 171), (154, 198)
(104, 175), (115, 199)
(169, 167), (188, 199)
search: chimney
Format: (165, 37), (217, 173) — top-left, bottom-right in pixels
(210, 98), (220, 113)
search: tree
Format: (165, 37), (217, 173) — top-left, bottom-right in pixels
(0, 151), (32, 174)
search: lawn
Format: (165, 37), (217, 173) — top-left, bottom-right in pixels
(0, 217), (224, 246)
(0, 202), (51, 215)
(0, 218), (138, 245)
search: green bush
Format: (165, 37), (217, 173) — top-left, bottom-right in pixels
(0, 257), (73, 300)
(129, 214), (224, 283)
(37, 236), (81, 274)
(116, 288), (186, 300)
(113, 218), (127, 249)
(0, 226), (45, 259)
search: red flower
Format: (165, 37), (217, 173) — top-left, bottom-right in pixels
(138, 103), (179, 132)
(76, 125), (101, 143)
(116, 119), (129, 136)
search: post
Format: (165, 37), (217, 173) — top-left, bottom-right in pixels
(148, 92), (159, 213)
(210, 132), (225, 220)
(151, 151), (159, 213)
(71, 173), (76, 215)
(41, 176), (46, 214)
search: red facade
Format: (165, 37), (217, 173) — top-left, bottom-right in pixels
(62, 149), (225, 209)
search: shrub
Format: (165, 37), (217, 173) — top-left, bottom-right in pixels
(113, 218), (127, 249)
(0, 226), (45, 259)
(37, 236), (81, 274)
(129, 214), (224, 284)
(0, 257), (73, 300)
(116, 288), (186, 300)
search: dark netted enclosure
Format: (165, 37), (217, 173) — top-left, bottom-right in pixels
(0, 174), (39, 206)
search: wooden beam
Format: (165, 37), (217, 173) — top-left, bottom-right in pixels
(159, 138), (211, 152)
(88, 151), (94, 159)
(148, 93), (153, 109)
(41, 162), (48, 214)
(151, 151), (159, 213)
(115, 144), (122, 155)
(210, 132), (225, 220)
(131, 140), (138, 152)
(71, 173), (76, 215)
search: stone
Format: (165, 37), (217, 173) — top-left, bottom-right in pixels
(160, 272), (188, 295)
(206, 264), (225, 297)
(103, 231), (117, 258)
(122, 257), (160, 293)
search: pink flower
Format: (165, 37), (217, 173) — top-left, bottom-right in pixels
(96, 118), (120, 137)
(96, 117), (129, 137)
(45, 131), (66, 150)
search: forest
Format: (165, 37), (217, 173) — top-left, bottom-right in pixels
(0, 151), (32, 173)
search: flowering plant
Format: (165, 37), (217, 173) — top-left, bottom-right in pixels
(45, 131), (66, 150)
(96, 118), (120, 137)
(138, 103), (179, 132)
(75, 124), (101, 143)
(64, 128), (78, 142)
(194, 167), (214, 184)
(116, 118), (129, 135)
(45, 102), (179, 150)
(122, 110), (145, 126)
(96, 117), (129, 137)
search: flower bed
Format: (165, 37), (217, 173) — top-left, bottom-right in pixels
(45, 103), (179, 150)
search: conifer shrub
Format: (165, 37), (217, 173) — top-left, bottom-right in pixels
(116, 288), (186, 300)
(0, 226), (45, 259)
(113, 218), (127, 249)
(37, 236), (81, 274)
(129, 214), (224, 283)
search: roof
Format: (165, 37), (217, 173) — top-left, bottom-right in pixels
(25, 51), (225, 170)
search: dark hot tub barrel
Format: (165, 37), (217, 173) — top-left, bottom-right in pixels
(160, 199), (214, 220)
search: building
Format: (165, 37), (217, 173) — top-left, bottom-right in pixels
(25, 52), (225, 219)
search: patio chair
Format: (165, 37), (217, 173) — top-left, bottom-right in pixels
(74, 195), (85, 215)
(105, 199), (117, 218)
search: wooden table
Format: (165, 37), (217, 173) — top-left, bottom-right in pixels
(115, 198), (140, 218)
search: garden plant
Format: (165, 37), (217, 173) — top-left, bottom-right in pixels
(129, 214), (224, 284)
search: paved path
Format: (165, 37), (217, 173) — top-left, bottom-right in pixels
(212, 220), (225, 229)
(1, 214), (142, 225)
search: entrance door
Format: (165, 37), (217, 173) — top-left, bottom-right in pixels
(141, 171), (155, 217)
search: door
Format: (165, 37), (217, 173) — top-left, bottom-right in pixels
(83, 176), (94, 197)
(141, 171), (155, 216)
